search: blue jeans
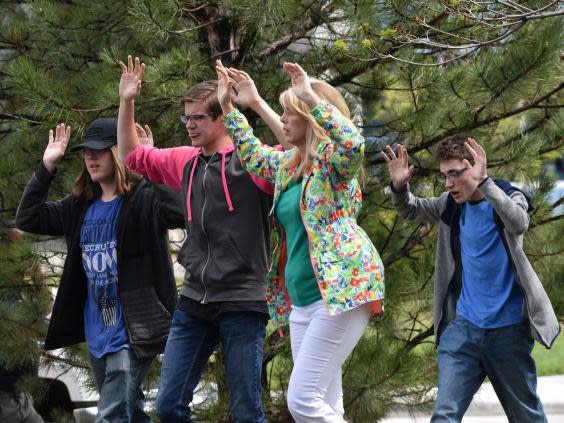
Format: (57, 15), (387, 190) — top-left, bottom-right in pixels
(431, 316), (546, 423)
(89, 348), (153, 423)
(156, 309), (268, 423)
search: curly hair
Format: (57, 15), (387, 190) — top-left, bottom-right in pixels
(435, 133), (474, 164)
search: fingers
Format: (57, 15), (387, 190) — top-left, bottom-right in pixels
(64, 125), (71, 144)
(385, 144), (398, 160)
(464, 141), (478, 159)
(215, 59), (229, 78)
(49, 129), (54, 144)
(121, 55), (144, 78)
(381, 151), (390, 162)
(462, 159), (472, 169)
(145, 124), (152, 137)
(134, 122), (146, 136)
(227, 67), (250, 83)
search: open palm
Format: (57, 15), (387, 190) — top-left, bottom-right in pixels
(118, 55), (144, 101)
(381, 144), (414, 190)
(43, 124), (71, 173)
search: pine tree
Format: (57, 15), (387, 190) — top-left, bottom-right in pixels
(1, 1), (562, 421)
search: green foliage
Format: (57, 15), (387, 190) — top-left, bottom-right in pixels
(0, 0), (562, 421)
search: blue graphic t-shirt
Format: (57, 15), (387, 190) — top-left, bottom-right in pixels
(80, 197), (129, 358)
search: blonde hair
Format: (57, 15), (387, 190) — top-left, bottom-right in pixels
(279, 79), (351, 181)
(73, 146), (142, 201)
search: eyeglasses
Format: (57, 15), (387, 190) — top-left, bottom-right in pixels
(180, 112), (216, 125)
(437, 167), (468, 184)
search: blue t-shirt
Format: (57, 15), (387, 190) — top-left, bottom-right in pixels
(456, 199), (525, 328)
(80, 197), (129, 358)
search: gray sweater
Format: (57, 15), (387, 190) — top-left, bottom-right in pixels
(391, 177), (560, 348)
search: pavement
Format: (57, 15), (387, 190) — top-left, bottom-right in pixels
(74, 375), (564, 422)
(381, 375), (564, 422)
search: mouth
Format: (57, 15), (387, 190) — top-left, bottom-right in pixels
(189, 133), (200, 140)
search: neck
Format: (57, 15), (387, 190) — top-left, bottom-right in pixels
(201, 135), (233, 156)
(99, 179), (118, 202)
(469, 189), (485, 202)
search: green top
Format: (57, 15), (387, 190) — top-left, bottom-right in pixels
(275, 179), (321, 307)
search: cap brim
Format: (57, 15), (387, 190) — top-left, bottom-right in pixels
(70, 140), (115, 152)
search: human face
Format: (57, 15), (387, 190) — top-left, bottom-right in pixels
(439, 159), (480, 203)
(280, 107), (308, 148)
(83, 148), (115, 184)
(183, 101), (227, 154)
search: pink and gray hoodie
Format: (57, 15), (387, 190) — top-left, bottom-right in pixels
(126, 144), (274, 303)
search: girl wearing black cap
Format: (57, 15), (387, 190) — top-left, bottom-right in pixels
(16, 120), (184, 423)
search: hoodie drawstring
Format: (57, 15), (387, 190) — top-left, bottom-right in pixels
(187, 156), (199, 222)
(186, 150), (235, 222)
(220, 152), (234, 212)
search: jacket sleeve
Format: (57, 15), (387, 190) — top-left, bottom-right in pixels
(224, 109), (284, 185)
(151, 183), (186, 230)
(478, 178), (529, 234)
(125, 145), (197, 190)
(311, 101), (364, 180)
(390, 183), (446, 224)
(15, 162), (72, 236)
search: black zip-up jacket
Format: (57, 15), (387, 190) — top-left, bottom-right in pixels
(126, 145), (273, 303)
(15, 163), (184, 358)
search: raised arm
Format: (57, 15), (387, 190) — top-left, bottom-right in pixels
(16, 124), (73, 236)
(117, 55), (145, 161)
(283, 62), (365, 178)
(216, 60), (283, 183)
(382, 144), (444, 223)
(226, 67), (290, 149)
(465, 138), (529, 234)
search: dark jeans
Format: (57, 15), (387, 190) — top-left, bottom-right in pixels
(156, 309), (268, 423)
(89, 348), (153, 423)
(431, 316), (546, 423)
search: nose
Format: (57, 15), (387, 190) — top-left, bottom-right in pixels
(280, 113), (287, 124)
(445, 177), (454, 189)
(83, 149), (98, 159)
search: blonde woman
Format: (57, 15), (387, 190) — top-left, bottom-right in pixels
(216, 61), (385, 422)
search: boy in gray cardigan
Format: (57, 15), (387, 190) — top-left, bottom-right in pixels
(382, 134), (559, 423)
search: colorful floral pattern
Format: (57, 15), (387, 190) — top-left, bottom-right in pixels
(224, 101), (384, 328)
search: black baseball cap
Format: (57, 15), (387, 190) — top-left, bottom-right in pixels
(70, 118), (118, 152)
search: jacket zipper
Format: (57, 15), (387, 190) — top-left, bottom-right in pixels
(200, 155), (215, 304)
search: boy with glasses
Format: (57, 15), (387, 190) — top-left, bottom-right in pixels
(116, 56), (272, 423)
(382, 134), (559, 422)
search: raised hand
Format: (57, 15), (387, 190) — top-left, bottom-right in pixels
(227, 67), (262, 109)
(43, 124), (71, 174)
(463, 138), (488, 182)
(118, 55), (145, 102)
(135, 123), (153, 146)
(381, 144), (414, 191)
(215, 59), (234, 115)
(282, 62), (320, 108)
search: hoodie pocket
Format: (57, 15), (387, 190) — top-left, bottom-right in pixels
(120, 287), (172, 344)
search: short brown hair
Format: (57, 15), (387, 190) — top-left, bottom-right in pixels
(435, 133), (474, 164)
(181, 80), (222, 118)
(73, 146), (142, 201)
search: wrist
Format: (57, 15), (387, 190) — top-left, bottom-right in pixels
(43, 160), (57, 174)
(222, 102), (235, 115)
(120, 97), (135, 105)
(300, 92), (321, 109)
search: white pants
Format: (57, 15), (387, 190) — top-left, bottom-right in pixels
(287, 299), (370, 423)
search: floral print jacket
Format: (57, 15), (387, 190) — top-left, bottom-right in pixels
(224, 101), (384, 328)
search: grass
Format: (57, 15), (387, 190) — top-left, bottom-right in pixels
(533, 329), (564, 376)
